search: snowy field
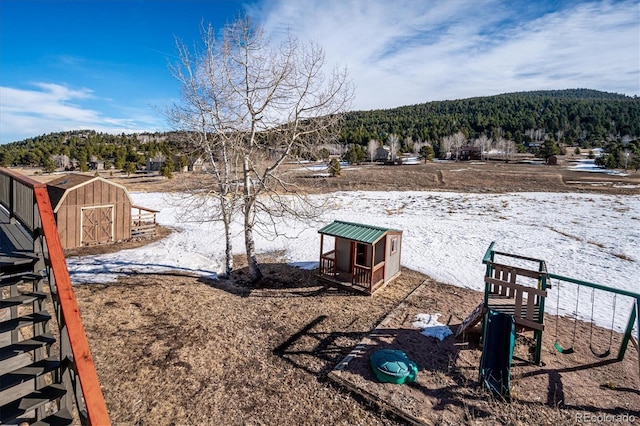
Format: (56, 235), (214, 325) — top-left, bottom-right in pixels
(68, 191), (640, 332)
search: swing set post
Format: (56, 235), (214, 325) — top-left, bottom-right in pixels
(533, 261), (549, 365)
(617, 298), (639, 362)
(482, 242), (496, 308)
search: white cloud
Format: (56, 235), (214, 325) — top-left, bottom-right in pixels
(252, 0), (640, 110)
(0, 83), (163, 143)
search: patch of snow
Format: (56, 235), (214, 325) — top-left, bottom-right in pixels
(290, 261), (319, 270)
(67, 190), (640, 332)
(412, 313), (453, 341)
(568, 159), (627, 175)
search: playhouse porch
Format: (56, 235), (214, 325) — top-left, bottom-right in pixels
(319, 249), (386, 294)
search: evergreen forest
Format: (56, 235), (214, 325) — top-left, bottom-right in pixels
(1, 89), (638, 171)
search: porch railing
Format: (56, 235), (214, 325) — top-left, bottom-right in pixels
(0, 167), (110, 425)
(131, 205), (158, 238)
(0, 169), (41, 234)
(353, 262), (385, 292)
(320, 250), (336, 276)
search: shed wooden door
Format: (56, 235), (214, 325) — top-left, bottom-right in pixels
(81, 206), (113, 245)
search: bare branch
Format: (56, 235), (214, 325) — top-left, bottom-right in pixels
(166, 15), (353, 281)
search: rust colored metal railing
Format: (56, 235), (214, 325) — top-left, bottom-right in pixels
(0, 167), (110, 425)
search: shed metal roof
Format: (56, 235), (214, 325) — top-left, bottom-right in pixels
(318, 220), (400, 244)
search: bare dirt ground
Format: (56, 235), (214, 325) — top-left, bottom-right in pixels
(24, 157), (640, 195)
(50, 161), (639, 425)
(98, 159), (640, 195)
(73, 256), (425, 425)
(329, 280), (640, 425)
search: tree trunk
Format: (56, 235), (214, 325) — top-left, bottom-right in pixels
(244, 200), (262, 282)
(223, 207), (233, 276)
(243, 154), (262, 283)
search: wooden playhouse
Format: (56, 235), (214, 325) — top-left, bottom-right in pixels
(46, 174), (157, 249)
(318, 220), (402, 294)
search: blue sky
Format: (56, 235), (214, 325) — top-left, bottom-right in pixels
(1, 0), (638, 144)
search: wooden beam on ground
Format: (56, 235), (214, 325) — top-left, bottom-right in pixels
(328, 280), (431, 425)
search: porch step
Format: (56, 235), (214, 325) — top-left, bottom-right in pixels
(0, 383), (67, 423)
(0, 333), (56, 361)
(0, 272), (46, 288)
(0, 311), (51, 335)
(0, 356), (60, 406)
(0, 333), (56, 376)
(0, 254), (37, 277)
(32, 407), (74, 426)
(0, 291), (47, 309)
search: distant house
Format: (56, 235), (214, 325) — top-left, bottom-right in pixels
(88, 156), (104, 170)
(188, 156), (209, 172)
(454, 145), (482, 161)
(375, 146), (391, 162)
(146, 153), (166, 172)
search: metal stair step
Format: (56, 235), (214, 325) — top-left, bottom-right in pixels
(0, 383), (67, 423)
(0, 311), (51, 334)
(32, 407), (74, 426)
(0, 333), (56, 376)
(0, 356), (60, 406)
(0, 291), (48, 309)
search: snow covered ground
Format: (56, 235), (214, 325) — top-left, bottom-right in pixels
(67, 190), (640, 332)
(568, 158), (629, 176)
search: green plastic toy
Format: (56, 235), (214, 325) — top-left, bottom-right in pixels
(369, 349), (418, 384)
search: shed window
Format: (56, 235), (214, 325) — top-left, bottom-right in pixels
(391, 237), (398, 254)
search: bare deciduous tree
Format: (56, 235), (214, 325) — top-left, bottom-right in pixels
(621, 149), (632, 171)
(403, 136), (413, 153)
(388, 134), (400, 162)
(477, 133), (492, 161)
(440, 135), (453, 159)
(451, 132), (466, 161)
(494, 137), (516, 162)
(367, 139), (379, 163)
(412, 138), (425, 155)
(168, 17), (353, 281)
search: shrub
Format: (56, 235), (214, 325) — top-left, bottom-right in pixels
(327, 158), (341, 176)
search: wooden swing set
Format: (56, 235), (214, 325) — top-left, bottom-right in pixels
(457, 243), (640, 370)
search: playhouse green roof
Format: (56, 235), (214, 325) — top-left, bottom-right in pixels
(318, 220), (400, 244)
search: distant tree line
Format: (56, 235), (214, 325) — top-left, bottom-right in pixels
(0, 130), (189, 174)
(1, 89), (639, 171)
(339, 89), (640, 167)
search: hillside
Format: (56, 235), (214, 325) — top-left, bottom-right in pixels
(1, 89), (638, 170)
(340, 89), (640, 148)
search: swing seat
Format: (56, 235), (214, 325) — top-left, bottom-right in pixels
(590, 345), (611, 358)
(554, 342), (575, 355)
